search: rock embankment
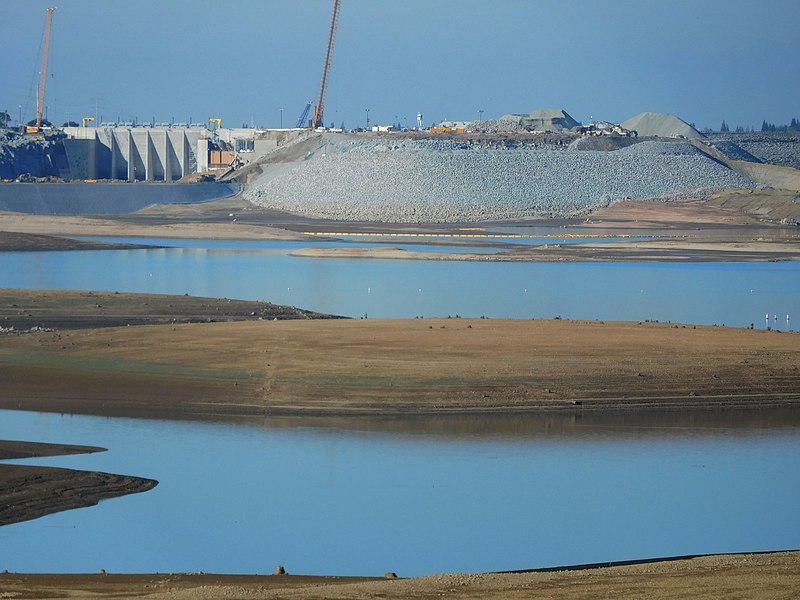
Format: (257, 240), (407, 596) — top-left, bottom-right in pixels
(0, 131), (66, 179)
(706, 132), (800, 170)
(245, 134), (755, 222)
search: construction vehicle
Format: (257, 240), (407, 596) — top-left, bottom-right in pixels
(296, 102), (312, 129)
(82, 117), (95, 128)
(26, 7), (56, 134)
(311, 0), (341, 129)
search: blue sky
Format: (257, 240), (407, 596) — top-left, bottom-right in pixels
(3, 0), (798, 131)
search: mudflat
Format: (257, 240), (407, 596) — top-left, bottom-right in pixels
(1, 312), (798, 420)
(1, 188), (799, 262)
(0, 440), (157, 526)
(2, 551), (798, 599)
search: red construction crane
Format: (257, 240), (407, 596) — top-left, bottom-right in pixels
(31, 6), (56, 133)
(311, 0), (341, 129)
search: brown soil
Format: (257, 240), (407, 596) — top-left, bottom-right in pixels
(0, 440), (157, 526)
(0, 231), (156, 252)
(0, 464), (157, 526)
(1, 551), (798, 599)
(0, 288), (341, 330)
(290, 239), (800, 262)
(0, 439), (105, 459)
(1, 317), (798, 420)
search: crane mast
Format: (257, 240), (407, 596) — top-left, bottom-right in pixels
(312, 0), (341, 129)
(35, 7), (57, 131)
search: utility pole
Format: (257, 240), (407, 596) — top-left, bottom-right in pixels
(280, 108), (283, 129)
(479, 109), (484, 125)
(366, 108), (370, 130)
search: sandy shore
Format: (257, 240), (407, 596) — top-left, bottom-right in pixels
(1, 551), (798, 599)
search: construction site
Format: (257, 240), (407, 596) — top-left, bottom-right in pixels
(1, 2), (799, 223)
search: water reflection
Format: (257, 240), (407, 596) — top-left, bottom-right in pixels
(1, 241), (798, 325)
(1, 409), (799, 576)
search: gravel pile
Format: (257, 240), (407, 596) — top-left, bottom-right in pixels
(709, 140), (762, 163)
(621, 112), (703, 140)
(245, 136), (756, 223)
(705, 133), (800, 169)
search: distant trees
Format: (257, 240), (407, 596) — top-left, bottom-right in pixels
(26, 118), (53, 128)
(0, 110), (10, 128)
(762, 119), (800, 133)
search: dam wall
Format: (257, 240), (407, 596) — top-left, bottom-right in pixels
(62, 127), (204, 182)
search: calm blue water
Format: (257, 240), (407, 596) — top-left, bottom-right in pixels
(2, 410), (799, 576)
(2, 236), (799, 575)
(0, 237), (797, 325)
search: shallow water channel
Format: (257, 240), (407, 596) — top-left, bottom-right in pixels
(2, 410), (799, 576)
(1, 236), (798, 326)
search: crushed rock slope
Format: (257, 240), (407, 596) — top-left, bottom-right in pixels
(245, 134), (754, 223)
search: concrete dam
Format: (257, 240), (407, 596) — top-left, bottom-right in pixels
(0, 125), (296, 215)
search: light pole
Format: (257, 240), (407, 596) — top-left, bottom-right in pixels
(280, 108), (283, 129)
(479, 109), (484, 125)
(366, 108), (370, 130)
(18, 105), (22, 127)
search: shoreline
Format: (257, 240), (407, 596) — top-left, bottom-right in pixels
(1, 551), (797, 599)
(0, 189), (798, 263)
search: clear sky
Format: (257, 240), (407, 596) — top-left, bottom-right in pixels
(3, 0), (798, 131)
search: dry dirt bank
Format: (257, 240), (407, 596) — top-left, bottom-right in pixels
(1, 318), (798, 420)
(2, 189), (798, 262)
(0, 209), (305, 241)
(290, 239), (800, 262)
(2, 551), (798, 599)
(0, 440), (157, 526)
(0, 288), (340, 330)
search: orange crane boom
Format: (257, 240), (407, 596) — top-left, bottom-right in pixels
(312, 0), (341, 129)
(35, 7), (57, 131)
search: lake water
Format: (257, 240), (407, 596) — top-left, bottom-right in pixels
(0, 236), (798, 326)
(2, 409), (799, 576)
(2, 234), (799, 575)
